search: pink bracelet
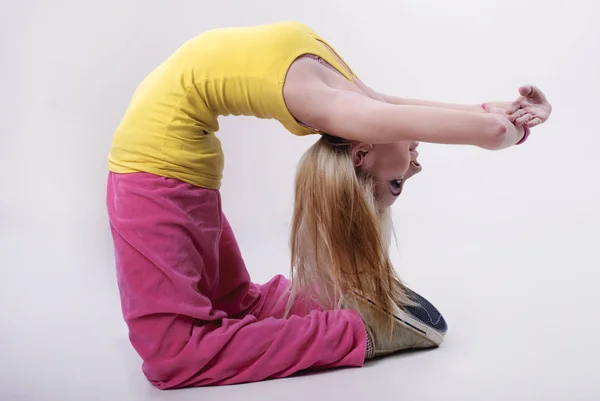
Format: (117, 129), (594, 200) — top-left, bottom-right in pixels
(516, 126), (530, 145)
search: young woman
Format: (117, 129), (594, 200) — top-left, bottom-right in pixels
(106, 21), (552, 389)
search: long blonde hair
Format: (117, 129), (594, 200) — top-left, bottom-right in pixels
(287, 134), (412, 335)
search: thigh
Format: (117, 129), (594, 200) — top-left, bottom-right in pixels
(106, 171), (225, 321)
(107, 171), (261, 318)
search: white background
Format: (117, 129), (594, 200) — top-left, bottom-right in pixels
(1, 0), (599, 400)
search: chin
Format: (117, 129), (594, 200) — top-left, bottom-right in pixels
(375, 186), (403, 210)
(376, 196), (399, 211)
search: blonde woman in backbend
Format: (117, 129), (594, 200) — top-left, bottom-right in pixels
(106, 21), (552, 388)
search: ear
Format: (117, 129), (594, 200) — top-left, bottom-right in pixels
(351, 142), (373, 167)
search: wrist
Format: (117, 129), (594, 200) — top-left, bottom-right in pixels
(480, 101), (512, 113)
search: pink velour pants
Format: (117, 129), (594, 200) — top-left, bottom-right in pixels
(106, 172), (367, 388)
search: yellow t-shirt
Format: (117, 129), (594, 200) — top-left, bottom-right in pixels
(108, 21), (357, 189)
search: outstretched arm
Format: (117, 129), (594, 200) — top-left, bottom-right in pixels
(373, 84), (552, 128)
(352, 79), (513, 114)
(285, 83), (524, 150)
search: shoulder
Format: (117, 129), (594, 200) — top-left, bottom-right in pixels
(284, 57), (384, 121)
(283, 58), (337, 124)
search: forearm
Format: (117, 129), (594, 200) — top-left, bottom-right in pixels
(332, 99), (522, 150)
(359, 100), (522, 149)
(380, 94), (513, 114)
(376, 95), (525, 147)
(292, 86), (523, 150)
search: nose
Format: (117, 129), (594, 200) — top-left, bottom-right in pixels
(410, 141), (419, 150)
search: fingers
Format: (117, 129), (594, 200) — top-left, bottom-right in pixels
(514, 113), (534, 127)
(508, 108), (527, 122)
(505, 99), (523, 114)
(519, 84), (547, 103)
(518, 85), (534, 97)
(526, 117), (543, 128)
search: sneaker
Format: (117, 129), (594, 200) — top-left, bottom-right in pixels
(348, 287), (448, 358)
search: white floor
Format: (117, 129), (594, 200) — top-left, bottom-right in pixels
(2, 202), (599, 401)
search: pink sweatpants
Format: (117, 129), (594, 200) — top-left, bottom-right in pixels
(106, 172), (367, 388)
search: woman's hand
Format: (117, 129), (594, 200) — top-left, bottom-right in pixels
(505, 85), (552, 128)
(481, 103), (526, 148)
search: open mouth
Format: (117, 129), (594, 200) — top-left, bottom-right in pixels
(388, 147), (422, 197)
(388, 163), (421, 196)
(388, 179), (404, 196)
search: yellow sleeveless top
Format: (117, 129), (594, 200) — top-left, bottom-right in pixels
(107, 21), (357, 189)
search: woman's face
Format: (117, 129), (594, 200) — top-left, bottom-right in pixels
(352, 140), (422, 209)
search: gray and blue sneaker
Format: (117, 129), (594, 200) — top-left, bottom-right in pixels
(350, 288), (448, 359)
